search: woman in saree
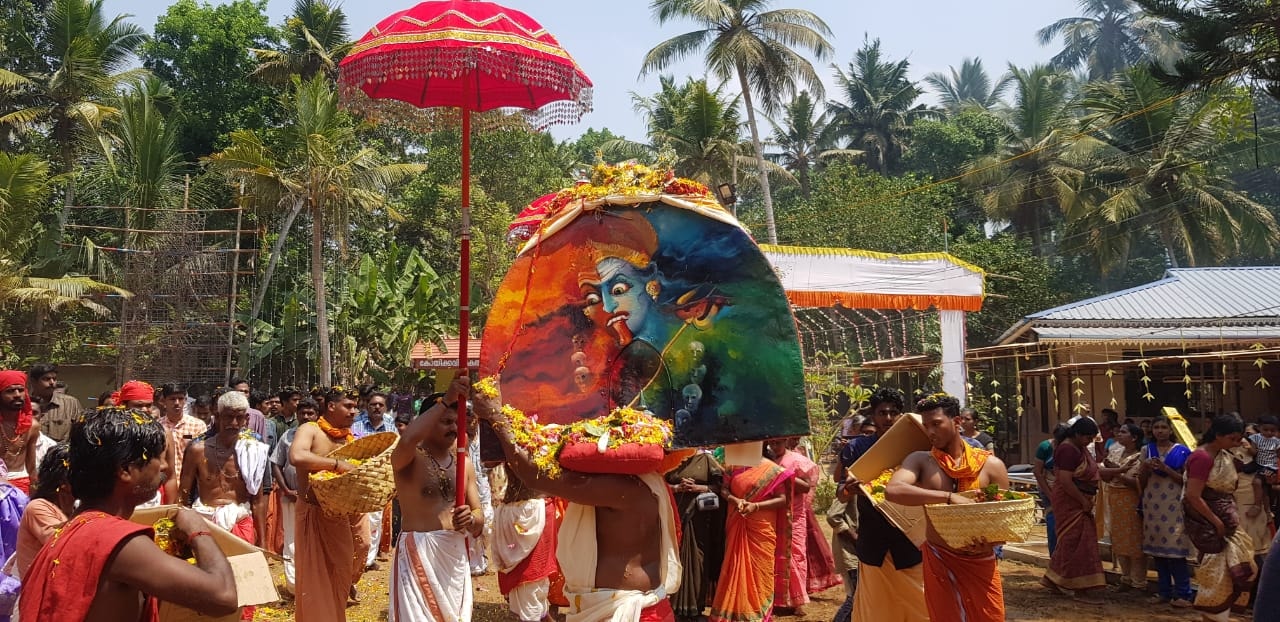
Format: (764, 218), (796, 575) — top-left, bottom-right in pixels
(1100, 423), (1145, 591)
(1140, 416), (1194, 607)
(666, 451), (727, 622)
(709, 450), (793, 622)
(1042, 417), (1106, 604)
(1185, 415), (1258, 622)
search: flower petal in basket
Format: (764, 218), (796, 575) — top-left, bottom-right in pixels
(311, 432), (399, 516)
(559, 441), (665, 475)
(924, 492), (1037, 550)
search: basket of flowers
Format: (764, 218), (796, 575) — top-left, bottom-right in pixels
(309, 431), (399, 516)
(924, 484), (1037, 549)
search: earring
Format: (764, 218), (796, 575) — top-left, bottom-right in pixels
(646, 281), (660, 299)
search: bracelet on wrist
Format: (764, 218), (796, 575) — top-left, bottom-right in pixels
(187, 530), (213, 542)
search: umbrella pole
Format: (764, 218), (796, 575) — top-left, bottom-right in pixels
(455, 105), (471, 509)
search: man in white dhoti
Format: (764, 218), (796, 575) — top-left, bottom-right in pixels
(475, 386), (682, 622)
(494, 474), (560, 622)
(179, 390), (269, 546)
(389, 375), (484, 622)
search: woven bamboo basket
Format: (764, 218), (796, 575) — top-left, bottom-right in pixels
(310, 431), (398, 516)
(924, 491), (1036, 549)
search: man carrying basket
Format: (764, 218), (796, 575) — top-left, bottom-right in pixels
(885, 393), (1010, 622)
(289, 386), (373, 621)
(388, 374), (485, 622)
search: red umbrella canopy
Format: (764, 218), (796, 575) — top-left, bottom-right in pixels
(338, 0), (593, 127)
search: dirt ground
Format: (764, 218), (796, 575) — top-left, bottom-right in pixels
(251, 550), (1254, 622)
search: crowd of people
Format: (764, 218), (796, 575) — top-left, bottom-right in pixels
(2, 363), (1280, 622)
(1034, 409), (1280, 621)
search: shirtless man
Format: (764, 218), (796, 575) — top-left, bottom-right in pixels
(389, 375), (484, 621)
(179, 390), (269, 546)
(0, 370), (40, 494)
(474, 381), (680, 622)
(885, 393), (1010, 622)
(19, 407), (238, 621)
(289, 386), (372, 621)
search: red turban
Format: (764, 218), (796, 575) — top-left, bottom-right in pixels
(112, 380), (155, 405)
(0, 370), (34, 435)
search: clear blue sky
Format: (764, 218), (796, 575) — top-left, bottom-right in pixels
(105, 0), (1083, 140)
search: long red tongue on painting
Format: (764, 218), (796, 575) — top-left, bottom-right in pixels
(613, 320), (634, 346)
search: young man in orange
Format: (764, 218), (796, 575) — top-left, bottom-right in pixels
(885, 393), (1010, 622)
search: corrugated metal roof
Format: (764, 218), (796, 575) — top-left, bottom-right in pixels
(1035, 326), (1280, 342)
(1030, 267), (1280, 321)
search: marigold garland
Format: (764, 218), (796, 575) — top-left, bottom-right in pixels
(541, 157), (715, 217)
(475, 376), (673, 479)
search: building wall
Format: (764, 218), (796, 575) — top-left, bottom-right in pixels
(1014, 342), (1280, 463)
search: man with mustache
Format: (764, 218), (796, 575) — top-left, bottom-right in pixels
(388, 375), (484, 621)
(0, 370), (41, 494)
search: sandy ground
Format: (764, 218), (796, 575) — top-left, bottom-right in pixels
(252, 549), (1254, 622)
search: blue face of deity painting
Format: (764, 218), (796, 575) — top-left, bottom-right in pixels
(582, 257), (659, 344)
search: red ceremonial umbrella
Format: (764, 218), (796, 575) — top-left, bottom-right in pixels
(339, 0), (592, 505)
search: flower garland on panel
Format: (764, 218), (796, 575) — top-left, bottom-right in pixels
(474, 376), (673, 479)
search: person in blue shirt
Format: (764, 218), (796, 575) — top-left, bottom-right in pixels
(352, 391), (397, 438)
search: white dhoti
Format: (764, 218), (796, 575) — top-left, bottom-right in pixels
(557, 473), (682, 622)
(390, 530), (472, 622)
(280, 495), (297, 591)
(508, 578), (550, 622)
(367, 510), (383, 567)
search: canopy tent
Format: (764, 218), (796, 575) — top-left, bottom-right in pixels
(760, 245), (986, 403)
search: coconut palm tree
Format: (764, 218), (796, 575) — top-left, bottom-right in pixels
(1037, 0), (1181, 81)
(766, 90), (856, 196)
(206, 76), (424, 384)
(0, 151), (130, 318)
(641, 0), (834, 243)
(965, 64), (1091, 255)
(1075, 68), (1279, 268)
(607, 76), (749, 189)
(0, 0), (147, 230)
(924, 58), (1012, 114)
(250, 0), (351, 85)
(827, 38), (936, 175)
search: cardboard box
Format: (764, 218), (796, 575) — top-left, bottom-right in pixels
(130, 505), (279, 622)
(848, 413), (931, 547)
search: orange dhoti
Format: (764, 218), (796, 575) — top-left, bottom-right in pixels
(294, 497), (371, 622)
(922, 542), (1004, 622)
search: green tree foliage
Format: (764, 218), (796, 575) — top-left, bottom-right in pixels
(642, 0), (834, 244)
(569, 127), (623, 167)
(828, 38), (935, 175)
(330, 244), (449, 385)
(250, 0), (350, 85)
(1075, 69), (1279, 269)
(924, 58), (1011, 113)
(901, 109), (1005, 182)
(1136, 0), (1280, 101)
(2, 0), (148, 230)
(206, 76), (424, 384)
(1037, 0), (1181, 80)
(777, 161), (950, 253)
(964, 65), (1089, 256)
(608, 76), (746, 188)
(141, 0), (279, 158)
(767, 90), (855, 197)
(949, 234), (1081, 345)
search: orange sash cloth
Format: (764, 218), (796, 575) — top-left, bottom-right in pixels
(295, 497), (362, 621)
(498, 500), (559, 595)
(266, 489), (284, 555)
(19, 510), (160, 622)
(922, 542), (1004, 622)
(930, 443), (991, 493)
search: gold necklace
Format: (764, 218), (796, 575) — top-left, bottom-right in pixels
(417, 447), (454, 500)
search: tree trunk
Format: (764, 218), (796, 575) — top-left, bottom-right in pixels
(1157, 225), (1182, 268)
(311, 199), (333, 385)
(737, 64), (777, 244)
(239, 197), (305, 373)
